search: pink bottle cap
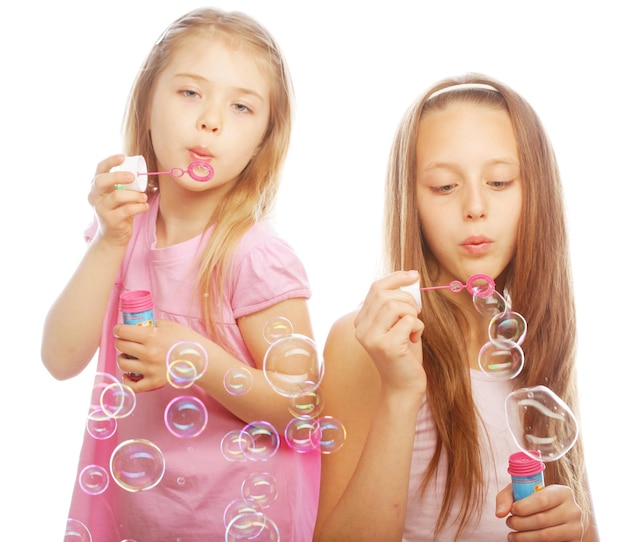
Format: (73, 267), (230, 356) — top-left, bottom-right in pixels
(508, 450), (545, 476)
(120, 290), (153, 313)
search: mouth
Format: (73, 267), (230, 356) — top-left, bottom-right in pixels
(460, 236), (493, 255)
(189, 147), (213, 161)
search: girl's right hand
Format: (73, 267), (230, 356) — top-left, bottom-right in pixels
(88, 154), (149, 246)
(353, 270), (426, 394)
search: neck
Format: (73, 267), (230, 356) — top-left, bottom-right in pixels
(155, 182), (226, 247)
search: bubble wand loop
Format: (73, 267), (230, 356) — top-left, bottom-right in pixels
(140, 159), (215, 182)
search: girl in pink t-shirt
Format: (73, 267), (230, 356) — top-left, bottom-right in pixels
(42, 8), (319, 541)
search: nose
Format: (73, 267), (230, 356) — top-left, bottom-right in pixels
(463, 184), (486, 220)
(197, 104), (221, 133)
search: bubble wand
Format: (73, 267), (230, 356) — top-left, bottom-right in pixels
(114, 155), (215, 191)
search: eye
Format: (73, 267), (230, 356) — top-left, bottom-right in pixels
(181, 89), (200, 99)
(488, 179), (515, 190)
(430, 183), (456, 194)
(232, 103), (251, 113)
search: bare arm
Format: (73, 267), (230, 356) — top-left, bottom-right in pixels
(113, 297), (315, 432)
(314, 271), (426, 541)
(41, 154), (149, 379)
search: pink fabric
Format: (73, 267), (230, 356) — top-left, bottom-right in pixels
(69, 197), (319, 541)
(402, 371), (517, 541)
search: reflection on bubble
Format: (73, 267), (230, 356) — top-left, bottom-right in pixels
(263, 334), (324, 398)
(284, 417), (321, 453)
(224, 366), (253, 396)
(86, 406), (117, 440)
(241, 471), (278, 508)
(317, 415), (347, 454)
(166, 341), (208, 389)
(223, 498), (265, 539)
(64, 518), (92, 542)
(164, 396), (208, 438)
(488, 311), (527, 347)
(478, 341), (524, 380)
(505, 385), (579, 462)
(100, 382), (136, 419)
(473, 289), (508, 317)
(240, 421), (280, 461)
(110, 439), (165, 492)
(220, 430), (249, 463)
(288, 388), (324, 419)
(79, 464), (109, 495)
(226, 514), (279, 542)
(263, 316), (294, 344)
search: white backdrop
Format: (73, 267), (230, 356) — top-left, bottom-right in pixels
(1, 1), (622, 539)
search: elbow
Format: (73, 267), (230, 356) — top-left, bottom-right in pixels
(40, 343), (86, 381)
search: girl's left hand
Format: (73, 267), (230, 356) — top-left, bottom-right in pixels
(113, 320), (206, 392)
(496, 484), (584, 541)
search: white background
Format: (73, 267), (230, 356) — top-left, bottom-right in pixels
(1, 1), (622, 539)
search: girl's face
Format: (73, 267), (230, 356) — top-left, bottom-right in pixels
(148, 35), (271, 194)
(415, 102), (522, 285)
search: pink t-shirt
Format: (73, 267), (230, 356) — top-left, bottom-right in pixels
(403, 370), (517, 541)
(68, 197), (320, 541)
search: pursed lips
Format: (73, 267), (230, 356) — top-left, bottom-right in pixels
(460, 236), (493, 255)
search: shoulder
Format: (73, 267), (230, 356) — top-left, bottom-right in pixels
(323, 309), (379, 386)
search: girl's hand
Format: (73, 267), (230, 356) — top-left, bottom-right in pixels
(496, 484), (584, 541)
(353, 270), (426, 394)
(113, 320), (206, 392)
(88, 154), (149, 246)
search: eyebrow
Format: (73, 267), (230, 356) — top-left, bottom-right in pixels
(420, 158), (519, 174)
(173, 72), (266, 102)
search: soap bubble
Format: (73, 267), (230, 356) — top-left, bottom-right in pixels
(478, 341), (524, 380)
(220, 430), (249, 463)
(110, 439), (165, 492)
(317, 415), (347, 454)
(166, 341), (208, 389)
(263, 316), (294, 344)
(226, 514), (279, 542)
(78, 464), (109, 495)
(505, 385), (579, 461)
(473, 289), (508, 317)
(488, 311), (527, 347)
(263, 334), (324, 398)
(241, 471), (278, 508)
(86, 406), (117, 440)
(223, 498), (265, 539)
(240, 421), (280, 461)
(100, 382), (136, 419)
(224, 367), (253, 396)
(287, 388), (324, 419)
(164, 396), (208, 438)
(64, 518), (92, 542)
(284, 417), (321, 453)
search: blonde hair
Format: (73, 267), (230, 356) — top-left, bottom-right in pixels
(122, 8), (294, 347)
(385, 73), (588, 539)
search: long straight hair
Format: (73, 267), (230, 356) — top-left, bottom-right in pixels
(385, 73), (588, 539)
(121, 8), (294, 348)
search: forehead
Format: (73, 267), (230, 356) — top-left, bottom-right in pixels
(163, 34), (273, 95)
(417, 102), (518, 162)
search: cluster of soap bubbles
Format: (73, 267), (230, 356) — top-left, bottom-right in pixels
(262, 317), (346, 456)
(66, 318), (346, 541)
(429, 274), (579, 463)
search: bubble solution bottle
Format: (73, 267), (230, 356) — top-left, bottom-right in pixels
(508, 450), (545, 501)
(120, 290), (155, 381)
